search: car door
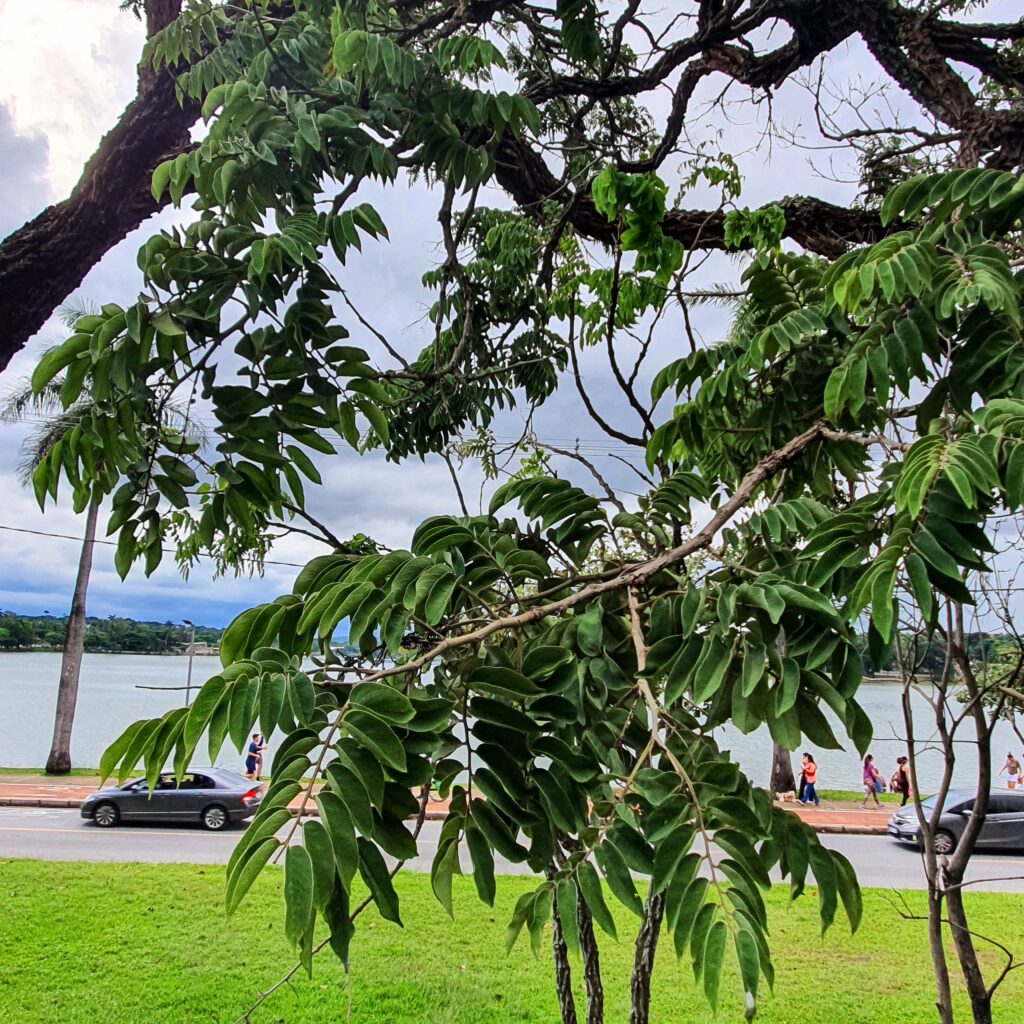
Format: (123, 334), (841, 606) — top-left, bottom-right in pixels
(185, 773), (219, 822)
(156, 772), (207, 821)
(979, 795), (1024, 850)
(138, 774), (185, 821)
(116, 779), (152, 820)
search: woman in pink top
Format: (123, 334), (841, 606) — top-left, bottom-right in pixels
(861, 754), (882, 808)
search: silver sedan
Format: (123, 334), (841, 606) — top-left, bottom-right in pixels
(888, 788), (1024, 855)
(80, 767), (264, 831)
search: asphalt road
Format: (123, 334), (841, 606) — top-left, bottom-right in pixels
(2, 807), (1023, 892)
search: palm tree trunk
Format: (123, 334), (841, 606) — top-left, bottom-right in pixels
(44, 498), (99, 774)
(770, 743), (797, 796)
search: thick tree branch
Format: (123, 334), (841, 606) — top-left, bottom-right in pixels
(495, 133), (890, 257)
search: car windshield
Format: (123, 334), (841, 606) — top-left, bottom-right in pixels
(914, 794), (978, 813)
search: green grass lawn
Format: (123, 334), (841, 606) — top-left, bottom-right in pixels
(816, 788), (904, 804)
(0, 860), (1020, 1023)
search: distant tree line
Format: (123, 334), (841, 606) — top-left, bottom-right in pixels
(0, 611), (222, 654)
(857, 632), (1017, 683)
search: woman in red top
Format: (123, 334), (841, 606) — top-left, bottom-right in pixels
(799, 754), (820, 806)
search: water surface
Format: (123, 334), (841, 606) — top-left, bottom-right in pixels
(1, 653), (1017, 791)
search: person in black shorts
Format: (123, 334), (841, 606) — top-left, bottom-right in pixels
(245, 734), (265, 779)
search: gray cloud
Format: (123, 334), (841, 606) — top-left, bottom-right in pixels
(0, 102), (51, 239)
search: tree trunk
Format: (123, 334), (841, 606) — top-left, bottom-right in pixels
(944, 605), (996, 1023)
(946, 882), (992, 1024)
(577, 888), (604, 1024)
(44, 498), (99, 774)
(770, 743), (797, 796)
(627, 890), (666, 1024)
(926, 888), (955, 1024)
(551, 886), (578, 1024)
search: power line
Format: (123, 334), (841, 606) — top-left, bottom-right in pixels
(0, 522), (305, 569)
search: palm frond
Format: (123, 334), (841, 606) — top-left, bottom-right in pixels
(14, 406), (90, 484)
(56, 300), (98, 329)
(0, 370), (67, 423)
(678, 285), (745, 309)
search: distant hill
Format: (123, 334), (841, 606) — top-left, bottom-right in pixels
(0, 611), (223, 654)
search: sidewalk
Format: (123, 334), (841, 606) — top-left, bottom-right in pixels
(0, 774), (888, 833)
(777, 796), (891, 835)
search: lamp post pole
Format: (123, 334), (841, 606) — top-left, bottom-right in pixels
(183, 619), (195, 706)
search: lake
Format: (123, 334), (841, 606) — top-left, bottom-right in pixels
(0, 653), (1018, 791)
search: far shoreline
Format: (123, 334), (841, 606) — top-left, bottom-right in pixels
(0, 649), (220, 657)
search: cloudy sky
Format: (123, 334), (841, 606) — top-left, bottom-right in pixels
(0, 0), (1006, 629)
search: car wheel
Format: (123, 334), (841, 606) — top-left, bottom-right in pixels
(932, 829), (956, 855)
(201, 805), (229, 831)
(92, 802), (120, 828)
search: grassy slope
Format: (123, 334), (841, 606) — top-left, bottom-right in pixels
(1, 861), (1020, 1024)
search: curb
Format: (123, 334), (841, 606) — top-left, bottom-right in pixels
(805, 823), (887, 836)
(0, 797), (82, 809)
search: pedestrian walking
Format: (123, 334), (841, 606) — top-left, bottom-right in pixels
(245, 733), (265, 780)
(861, 754), (883, 808)
(797, 752), (808, 803)
(799, 753), (820, 806)
(892, 756), (911, 806)
(999, 752), (1021, 790)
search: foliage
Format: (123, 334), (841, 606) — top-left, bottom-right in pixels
(0, 612), (37, 650)
(20, 1), (1024, 1019)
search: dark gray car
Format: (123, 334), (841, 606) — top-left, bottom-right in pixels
(888, 788), (1024, 854)
(80, 767), (263, 831)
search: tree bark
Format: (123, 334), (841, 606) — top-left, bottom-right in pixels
(551, 886), (578, 1024)
(44, 498), (100, 774)
(627, 890), (666, 1024)
(577, 888), (604, 1024)
(493, 134), (890, 260)
(926, 888), (955, 1024)
(770, 743), (797, 797)
(944, 612), (997, 1022)
(945, 883), (992, 1024)
(903, 658), (956, 1024)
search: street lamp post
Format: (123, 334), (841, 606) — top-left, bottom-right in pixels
(183, 619), (195, 706)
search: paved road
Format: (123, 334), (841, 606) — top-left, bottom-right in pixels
(2, 807), (1023, 892)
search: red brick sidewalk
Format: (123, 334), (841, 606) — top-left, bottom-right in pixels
(776, 797), (891, 835)
(0, 775), (884, 833)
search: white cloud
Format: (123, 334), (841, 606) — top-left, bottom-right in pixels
(0, 0), (143, 194)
